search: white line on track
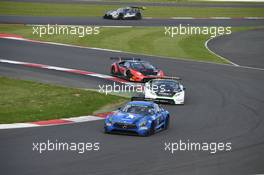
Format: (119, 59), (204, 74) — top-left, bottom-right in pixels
(171, 17), (194, 19)
(0, 58), (141, 86)
(0, 123), (38, 129)
(143, 17), (153, 19)
(238, 65), (264, 71)
(244, 17), (264, 20)
(210, 17), (232, 19)
(205, 37), (240, 66)
(0, 116), (103, 130)
(204, 36), (264, 71)
(66, 116), (103, 123)
(45, 66), (72, 71)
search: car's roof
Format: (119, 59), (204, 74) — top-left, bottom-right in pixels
(127, 101), (154, 107)
(118, 7), (132, 9)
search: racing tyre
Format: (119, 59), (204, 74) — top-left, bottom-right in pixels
(164, 115), (170, 130)
(170, 101), (176, 105)
(136, 13), (142, 20)
(111, 66), (116, 76)
(126, 70), (132, 81)
(144, 122), (155, 136)
(104, 127), (110, 134)
(118, 13), (124, 20)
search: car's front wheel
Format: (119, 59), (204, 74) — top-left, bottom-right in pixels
(164, 115), (170, 130)
(143, 122), (155, 136)
(118, 13), (124, 20)
(104, 126), (111, 134)
(126, 70), (132, 81)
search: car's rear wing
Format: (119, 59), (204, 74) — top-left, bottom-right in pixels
(130, 6), (146, 10)
(110, 57), (141, 61)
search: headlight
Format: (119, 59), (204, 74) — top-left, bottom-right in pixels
(157, 71), (163, 76)
(106, 123), (112, 126)
(174, 93), (180, 96)
(105, 116), (113, 126)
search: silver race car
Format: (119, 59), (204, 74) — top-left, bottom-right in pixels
(103, 6), (146, 20)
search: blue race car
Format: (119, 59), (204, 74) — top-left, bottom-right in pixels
(104, 101), (170, 136)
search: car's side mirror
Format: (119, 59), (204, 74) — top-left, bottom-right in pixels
(183, 87), (186, 90)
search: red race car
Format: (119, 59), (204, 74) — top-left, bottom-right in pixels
(110, 57), (164, 82)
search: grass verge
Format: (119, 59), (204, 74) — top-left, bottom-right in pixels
(0, 24), (259, 64)
(0, 1), (264, 18)
(0, 76), (127, 124)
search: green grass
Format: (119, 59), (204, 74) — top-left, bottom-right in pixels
(0, 1), (264, 18)
(0, 24), (229, 64)
(0, 77), (127, 124)
(1, 24), (258, 64)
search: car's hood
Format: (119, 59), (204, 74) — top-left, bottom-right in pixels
(138, 68), (159, 76)
(111, 111), (145, 124)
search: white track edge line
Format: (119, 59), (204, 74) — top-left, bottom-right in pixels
(205, 36), (240, 66)
(0, 116), (103, 130)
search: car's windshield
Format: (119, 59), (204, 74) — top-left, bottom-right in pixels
(121, 104), (154, 115)
(117, 7), (129, 13)
(116, 8), (124, 12)
(130, 62), (155, 70)
(152, 80), (180, 91)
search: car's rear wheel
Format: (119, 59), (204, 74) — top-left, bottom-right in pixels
(170, 101), (176, 105)
(136, 13), (142, 20)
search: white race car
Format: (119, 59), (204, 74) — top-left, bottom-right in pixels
(132, 78), (185, 105)
(103, 6), (145, 20)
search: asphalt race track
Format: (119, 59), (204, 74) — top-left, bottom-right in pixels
(1, 15), (264, 26)
(208, 28), (264, 69)
(0, 30), (264, 174)
(1, 2), (264, 174)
